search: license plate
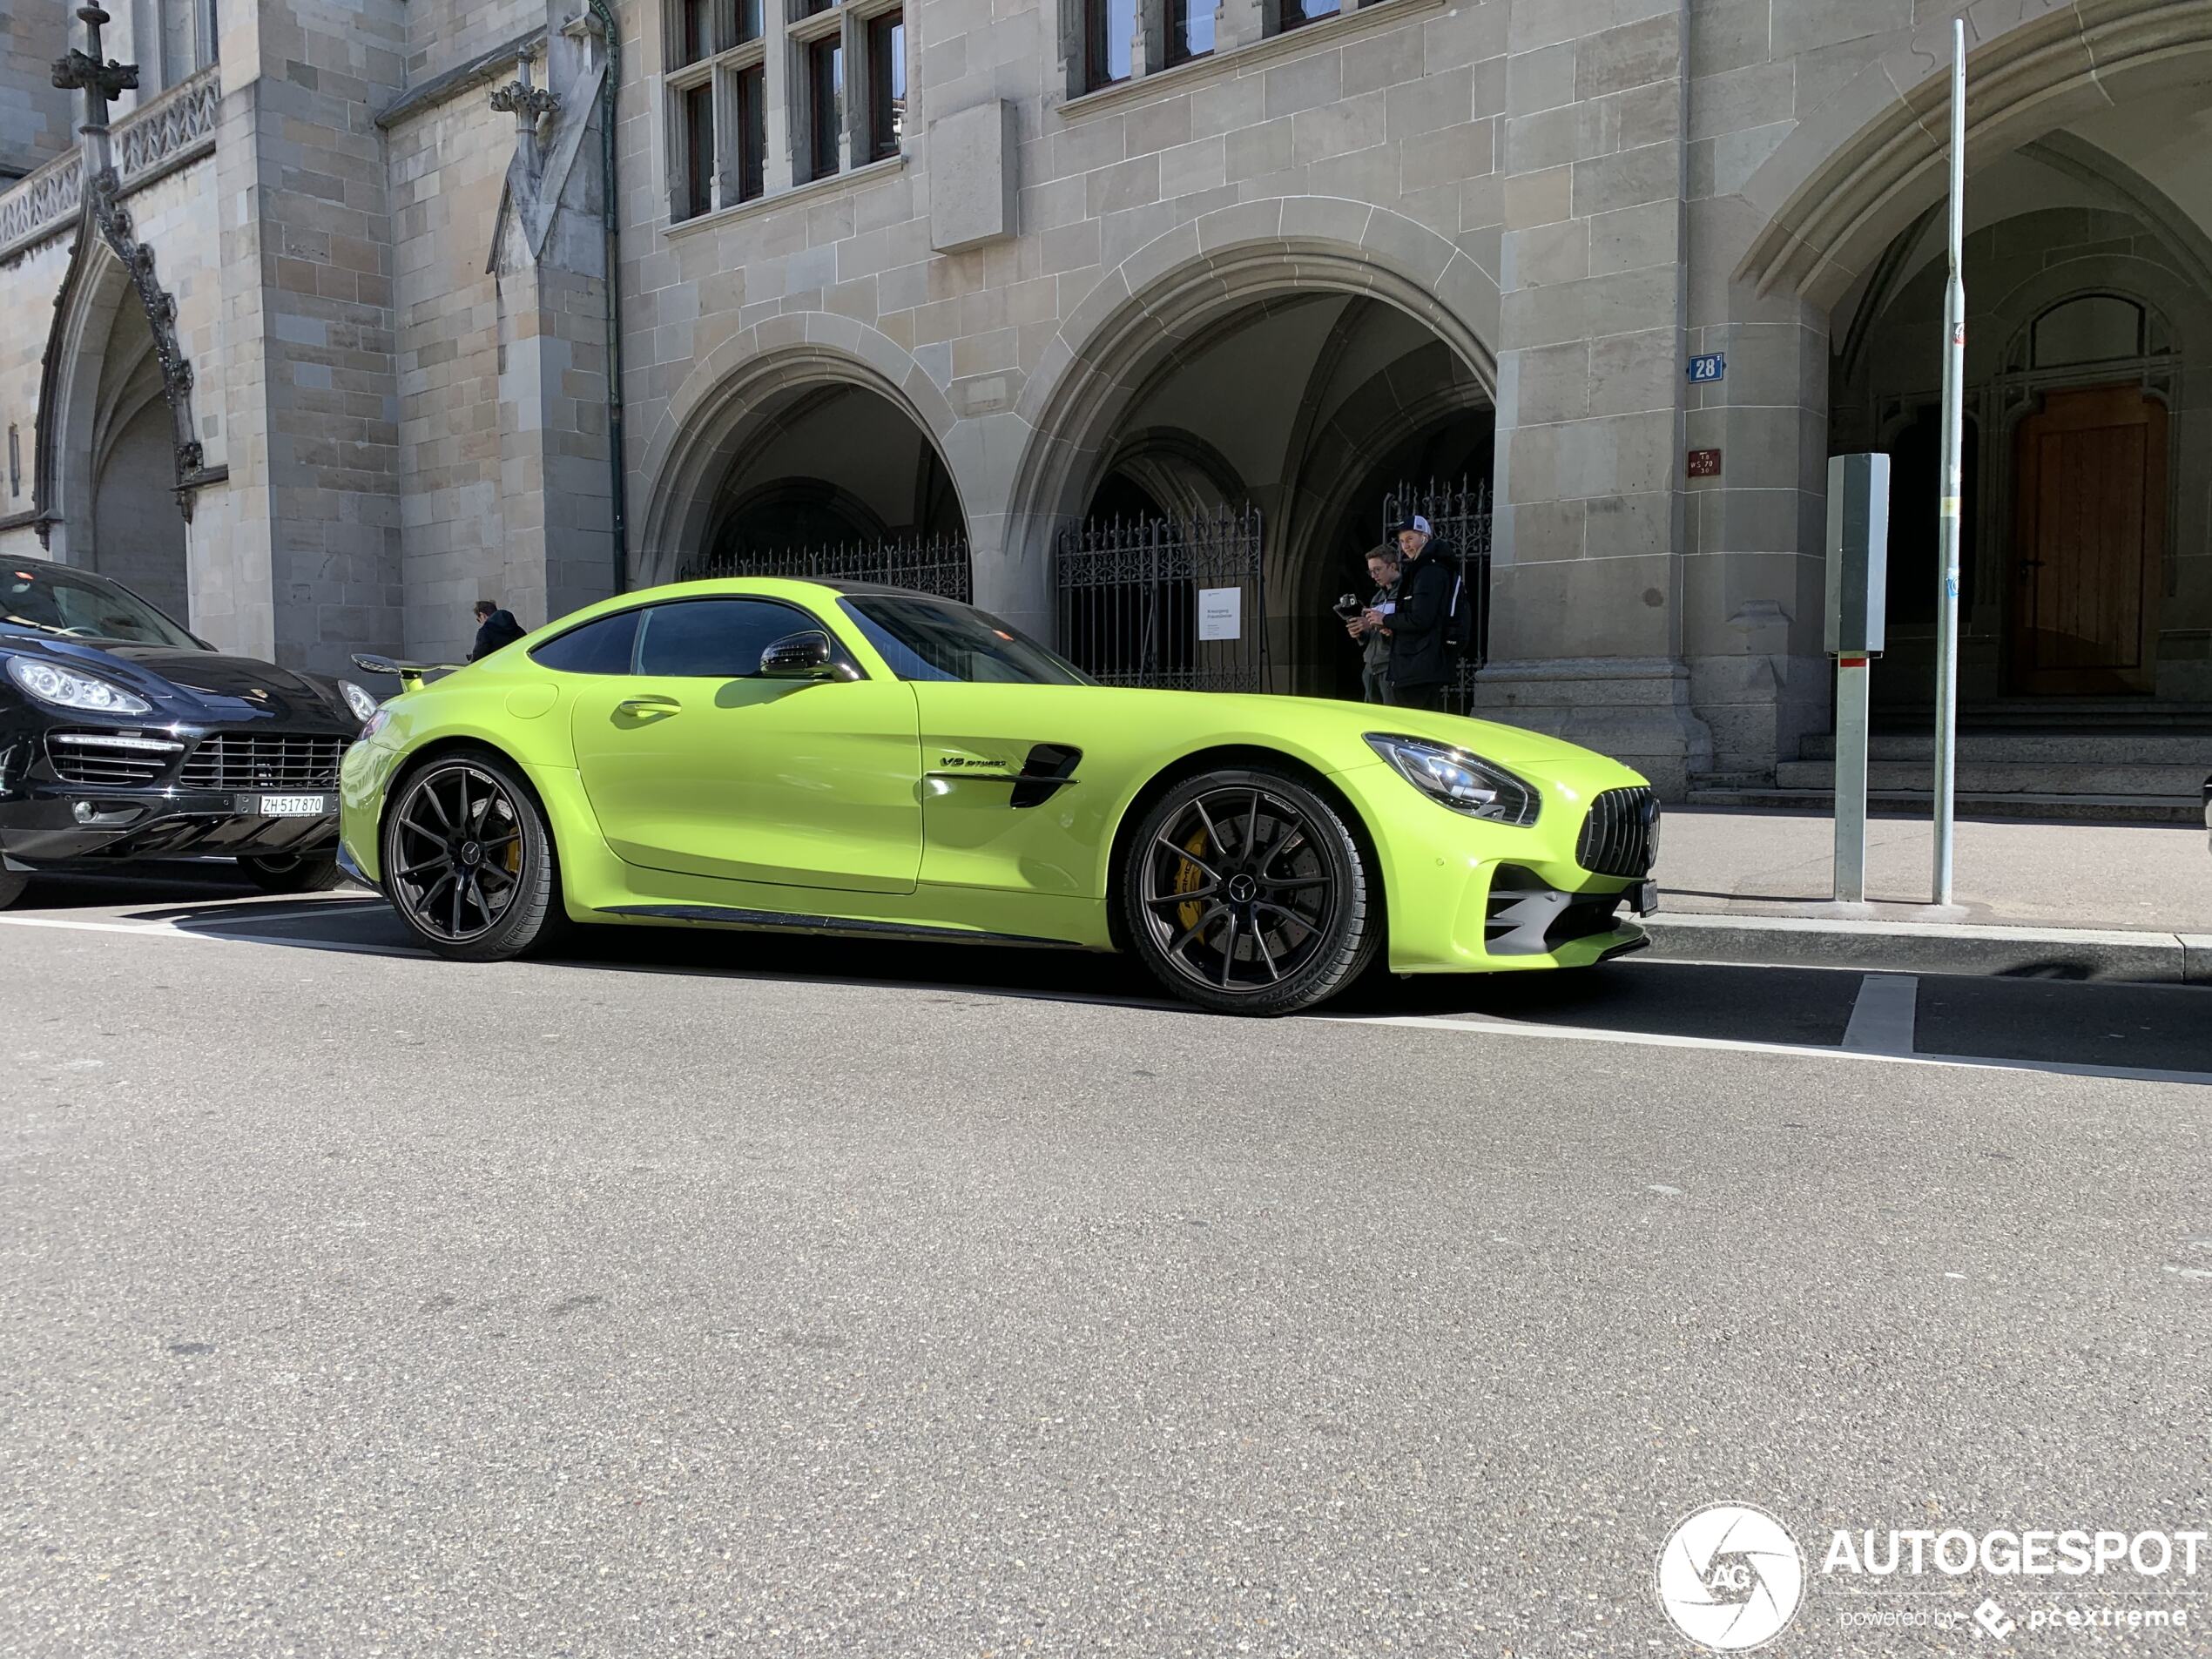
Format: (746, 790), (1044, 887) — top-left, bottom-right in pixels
(255, 794), (330, 817)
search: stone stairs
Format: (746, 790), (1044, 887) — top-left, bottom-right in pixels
(1691, 725), (2210, 823)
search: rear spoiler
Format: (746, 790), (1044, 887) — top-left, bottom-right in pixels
(351, 652), (465, 691)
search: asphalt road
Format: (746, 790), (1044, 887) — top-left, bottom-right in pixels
(3, 867), (2210, 1657)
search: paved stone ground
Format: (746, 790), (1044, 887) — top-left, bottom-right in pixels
(1655, 808), (2212, 933)
(2, 876), (2209, 1656)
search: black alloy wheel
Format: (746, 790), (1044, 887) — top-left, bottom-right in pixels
(1123, 765), (1378, 1015)
(381, 753), (563, 961)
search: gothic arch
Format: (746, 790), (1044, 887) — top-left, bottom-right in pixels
(634, 317), (968, 584)
(1736, 0), (2212, 308)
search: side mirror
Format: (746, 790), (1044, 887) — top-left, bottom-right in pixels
(757, 630), (856, 680)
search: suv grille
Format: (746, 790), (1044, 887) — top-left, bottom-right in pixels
(1576, 786), (1659, 878)
(179, 732), (348, 791)
(46, 730), (185, 787)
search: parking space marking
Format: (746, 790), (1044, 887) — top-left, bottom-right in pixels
(0, 911), (423, 959)
(1842, 974), (1919, 1055)
(1337, 1011), (2212, 1089)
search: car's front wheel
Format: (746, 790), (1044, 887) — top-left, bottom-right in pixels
(239, 851), (347, 894)
(1123, 765), (1379, 1015)
(381, 752), (566, 961)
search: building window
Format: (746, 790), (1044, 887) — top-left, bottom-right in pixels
(666, 0), (767, 220)
(1086, 0), (1134, 87)
(807, 35), (844, 179)
(1274, 0), (1339, 30)
(8, 426), (18, 499)
(679, 81), (715, 219)
(735, 63), (767, 200)
(864, 10), (905, 163)
(1164, 0), (1213, 62)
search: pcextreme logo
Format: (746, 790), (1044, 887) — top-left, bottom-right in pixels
(1656, 1504), (1806, 1651)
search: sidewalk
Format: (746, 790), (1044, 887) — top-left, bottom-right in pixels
(1646, 807), (2212, 982)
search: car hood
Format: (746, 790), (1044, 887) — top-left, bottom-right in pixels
(0, 631), (356, 726)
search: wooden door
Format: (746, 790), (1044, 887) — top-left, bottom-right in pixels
(2009, 384), (2167, 694)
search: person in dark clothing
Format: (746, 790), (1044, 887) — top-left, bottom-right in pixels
(1347, 544), (1399, 704)
(1364, 514), (1453, 710)
(469, 599), (527, 661)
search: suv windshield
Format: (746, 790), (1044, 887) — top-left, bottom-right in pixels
(0, 563), (201, 650)
(840, 595), (1094, 686)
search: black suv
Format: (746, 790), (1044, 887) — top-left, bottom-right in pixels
(0, 557), (376, 907)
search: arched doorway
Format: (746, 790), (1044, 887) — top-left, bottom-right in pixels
(1013, 223), (1498, 700)
(1827, 115), (2211, 710)
(41, 241), (191, 620)
(637, 344), (970, 597)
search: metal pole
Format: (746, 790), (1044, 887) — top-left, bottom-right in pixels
(1835, 658), (1871, 901)
(1932, 20), (1966, 905)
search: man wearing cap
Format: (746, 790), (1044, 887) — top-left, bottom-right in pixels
(1362, 514), (1453, 710)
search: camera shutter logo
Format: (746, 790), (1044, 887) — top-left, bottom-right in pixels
(1656, 1503), (1805, 1651)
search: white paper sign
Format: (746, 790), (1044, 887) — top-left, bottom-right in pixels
(1197, 586), (1242, 642)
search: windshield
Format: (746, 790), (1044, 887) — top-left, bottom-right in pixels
(0, 563), (201, 650)
(840, 595), (1095, 686)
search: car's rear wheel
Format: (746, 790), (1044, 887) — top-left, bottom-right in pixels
(381, 752), (565, 961)
(1123, 766), (1379, 1016)
(239, 851), (347, 894)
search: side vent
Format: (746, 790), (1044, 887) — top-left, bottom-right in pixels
(1009, 744), (1082, 809)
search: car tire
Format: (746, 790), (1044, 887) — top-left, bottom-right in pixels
(0, 867), (24, 910)
(380, 750), (568, 962)
(239, 851), (347, 894)
(1122, 765), (1380, 1016)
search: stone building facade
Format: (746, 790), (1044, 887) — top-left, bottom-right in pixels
(2, 0), (2207, 794)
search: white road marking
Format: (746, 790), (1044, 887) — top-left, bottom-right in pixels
(7, 911), (2209, 1088)
(0, 912), (421, 960)
(1334, 1011), (2212, 1089)
(1842, 974), (1919, 1055)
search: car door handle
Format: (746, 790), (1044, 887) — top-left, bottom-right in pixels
(616, 695), (681, 717)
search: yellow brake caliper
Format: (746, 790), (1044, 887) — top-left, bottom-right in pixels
(1174, 827), (1211, 931)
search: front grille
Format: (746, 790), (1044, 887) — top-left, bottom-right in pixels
(179, 732), (347, 791)
(45, 730), (183, 787)
(1576, 786), (1659, 878)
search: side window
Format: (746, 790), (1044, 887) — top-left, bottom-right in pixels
(529, 610), (641, 675)
(633, 598), (829, 678)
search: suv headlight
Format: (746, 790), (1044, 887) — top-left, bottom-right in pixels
(337, 678), (380, 724)
(6, 655), (152, 716)
(1366, 733), (1541, 827)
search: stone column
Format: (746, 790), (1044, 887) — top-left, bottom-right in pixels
(208, 0), (408, 676)
(490, 6), (621, 635)
(1482, 0), (1710, 796)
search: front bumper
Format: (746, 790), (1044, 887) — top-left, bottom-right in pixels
(1333, 759), (1657, 974)
(0, 782), (341, 865)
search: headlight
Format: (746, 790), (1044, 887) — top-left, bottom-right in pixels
(338, 678), (381, 724)
(1365, 733), (1541, 827)
(359, 706), (391, 743)
(5, 655), (152, 716)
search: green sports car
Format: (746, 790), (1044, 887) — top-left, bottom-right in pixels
(338, 579), (1659, 1015)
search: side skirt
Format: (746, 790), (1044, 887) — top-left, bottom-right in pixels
(594, 903), (1109, 952)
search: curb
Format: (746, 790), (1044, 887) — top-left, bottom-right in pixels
(1643, 913), (2212, 985)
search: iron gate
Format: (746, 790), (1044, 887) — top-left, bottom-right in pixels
(1055, 506), (1269, 692)
(1381, 476), (1492, 715)
(674, 532), (972, 602)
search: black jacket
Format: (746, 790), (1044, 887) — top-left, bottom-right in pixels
(1387, 544), (1454, 689)
(469, 609), (526, 661)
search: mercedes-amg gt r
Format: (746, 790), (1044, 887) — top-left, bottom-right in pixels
(339, 579), (1660, 1015)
